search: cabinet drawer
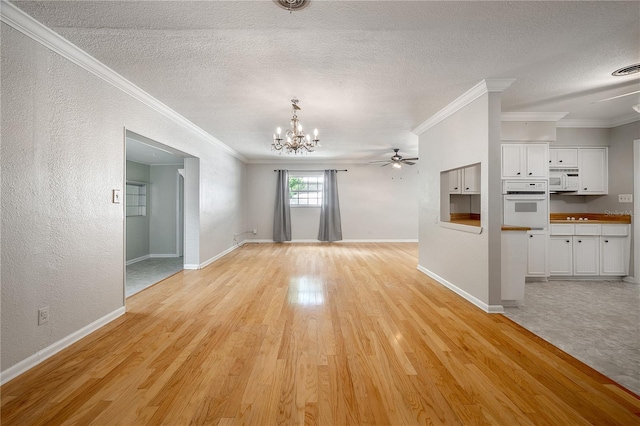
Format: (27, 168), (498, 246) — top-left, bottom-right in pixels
(574, 224), (601, 235)
(601, 224), (629, 236)
(550, 224), (574, 235)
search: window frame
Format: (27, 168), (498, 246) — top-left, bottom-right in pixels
(288, 173), (324, 208)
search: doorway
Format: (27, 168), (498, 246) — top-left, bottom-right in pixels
(124, 130), (199, 297)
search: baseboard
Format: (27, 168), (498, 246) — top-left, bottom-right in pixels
(416, 265), (504, 314)
(199, 242), (245, 269)
(548, 276), (624, 281)
(244, 239), (419, 244)
(126, 254), (150, 265)
(183, 264), (199, 270)
(149, 253), (179, 258)
(0, 306), (126, 385)
(623, 276), (636, 284)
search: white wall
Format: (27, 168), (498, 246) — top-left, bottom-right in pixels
(418, 91), (503, 309)
(0, 23), (247, 375)
(149, 165), (183, 256)
(246, 163), (418, 241)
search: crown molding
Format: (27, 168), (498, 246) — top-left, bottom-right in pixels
(0, 0), (247, 163)
(412, 78), (516, 135)
(557, 114), (640, 128)
(501, 112), (569, 122)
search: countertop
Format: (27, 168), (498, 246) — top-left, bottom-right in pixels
(550, 213), (631, 224)
(448, 214), (530, 231)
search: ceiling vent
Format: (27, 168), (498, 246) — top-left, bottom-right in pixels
(612, 64), (640, 76)
(274, 0), (310, 12)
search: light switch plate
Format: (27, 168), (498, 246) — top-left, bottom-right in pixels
(112, 189), (121, 204)
(619, 194), (633, 203)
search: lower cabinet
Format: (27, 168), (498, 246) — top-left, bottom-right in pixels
(601, 236), (627, 275)
(527, 231), (548, 277)
(548, 236), (572, 275)
(573, 236), (599, 275)
(548, 223), (630, 277)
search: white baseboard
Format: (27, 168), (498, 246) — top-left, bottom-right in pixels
(417, 265), (504, 314)
(244, 239), (418, 244)
(0, 307), (126, 385)
(126, 254), (150, 265)
(149, 253), (179, 258)
(183, 264), (199, 270)
(623, 276), (636, 284)
(198, 242), (245, 269)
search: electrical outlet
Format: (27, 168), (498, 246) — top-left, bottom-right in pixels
(619, 194), (633, 203)
(252, 229), (257, 235)
(38, 307), (49, 325)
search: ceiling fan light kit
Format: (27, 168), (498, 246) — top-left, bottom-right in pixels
(369, 148), (419, 169)
(271, 99), (319, 155)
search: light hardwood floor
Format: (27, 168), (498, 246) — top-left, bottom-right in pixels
(2, 243), (640, 425)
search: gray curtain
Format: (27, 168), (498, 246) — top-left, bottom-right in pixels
(273, 170), (292, 242)
(318, 170), (343, 242)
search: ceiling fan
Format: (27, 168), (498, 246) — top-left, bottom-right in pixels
(369, 148), (418, 169)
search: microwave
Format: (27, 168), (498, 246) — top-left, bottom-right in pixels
(549, 170), (579, 192)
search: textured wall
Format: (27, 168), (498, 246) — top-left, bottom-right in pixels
(1, 24), (247, 372)
(246, 163), (419, 241)
(418, 92), (504, 307)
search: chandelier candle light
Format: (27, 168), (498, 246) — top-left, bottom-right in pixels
(272, 99), (319, 154)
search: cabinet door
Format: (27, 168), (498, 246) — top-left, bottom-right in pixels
(448, 169), (461, 194)
(462, 164), (481, 194)
(502, 144), (523, 178)
(573, 236), (599, 275)
(555, 148), (578, 168)
(549, 236), (573, 275)
(579, 148), (607, 194)
(525, 144), (548, 178)
(600, 237), (627, 275)
(527, 232), (547, 277)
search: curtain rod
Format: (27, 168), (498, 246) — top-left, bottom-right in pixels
(273, 169), (347, 172)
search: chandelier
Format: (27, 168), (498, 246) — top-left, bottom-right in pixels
(272, 99), (319, 154)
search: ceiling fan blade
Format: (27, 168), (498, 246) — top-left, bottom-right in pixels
(402, 157), (419, 161)
(381, 162), (392, 167)
(592, 90), (640, 104)
(402, 161), (416, 165)
(369, 160), (391, 163)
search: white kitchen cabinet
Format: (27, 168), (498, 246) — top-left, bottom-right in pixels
(578, 148), (608, 194)
(527, 231), (548, 277)
(600, 237), (627, 275)
(549, 223), (629, 277)
(462, 164), (481, 194)
(448, 169), (461, 194)
(502, 143), (548, 179)
(549, 148), (578, 168)
(548, 236), (573, 275)
(573, 236), (600, 275)
(600, 225), (630, 276)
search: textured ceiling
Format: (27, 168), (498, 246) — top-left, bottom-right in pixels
(13, 1), (640, 162)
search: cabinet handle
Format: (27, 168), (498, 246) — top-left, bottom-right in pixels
(528, 172), (532, 175)
(605, 240), (609, 243)
(529, 235), (533, 238)
(566, 240), (570, 243)
(578, 240), (582, 243)
(465, 187), (469, 190)
(584, 188), (588, 190)
(559, 160), (563, 163)
(517, 172), (521, 175)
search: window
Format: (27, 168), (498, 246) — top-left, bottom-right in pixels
(289, 174), (323, 207)
(126, 182), (147, 216)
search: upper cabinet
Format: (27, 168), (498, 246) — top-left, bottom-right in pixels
(549, 148), (578, 168)
(449, 164), (481, 194)
(578, 147), (608, 195)
(501, 143), (548, 179)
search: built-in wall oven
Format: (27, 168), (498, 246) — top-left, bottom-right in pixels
(503, 181), (548, 229)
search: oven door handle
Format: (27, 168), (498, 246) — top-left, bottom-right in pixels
(504, 195), (547, 201)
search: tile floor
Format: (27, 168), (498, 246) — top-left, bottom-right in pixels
(503, 279), (640, 395)
(125, 257), (183, 297)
